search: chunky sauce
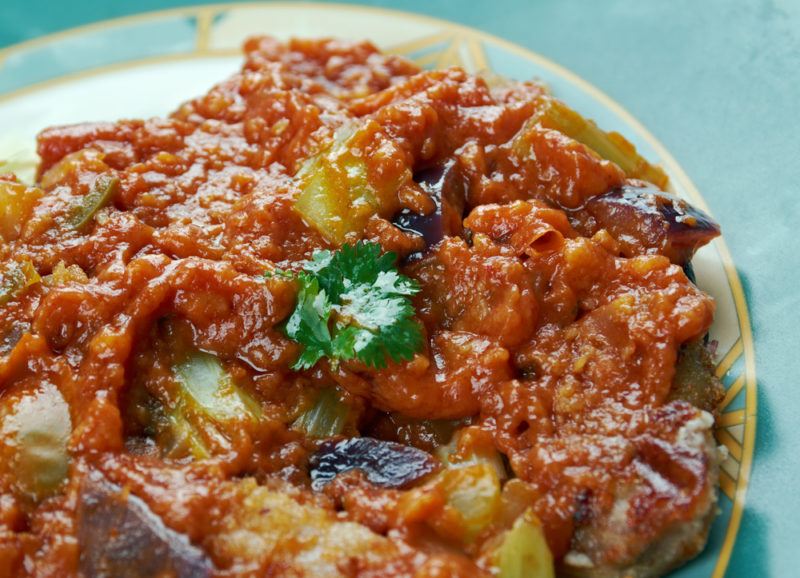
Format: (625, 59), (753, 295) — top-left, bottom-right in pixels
(0, 38), (723, 577)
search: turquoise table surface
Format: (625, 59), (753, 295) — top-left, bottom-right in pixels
(1, 0), (798, 576)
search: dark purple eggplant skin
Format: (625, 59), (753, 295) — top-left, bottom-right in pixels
(309, 437), (439, 491)
(78, 471), (213, 578)
(394, 158), (467, 262)
(573, 184), (721, 265)
(682, 261), (697, 284)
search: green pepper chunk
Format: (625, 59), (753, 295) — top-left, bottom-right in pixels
(292, 387), (351, 439)
(294, 122), (411, 244)
(527, 97), (668, 188)
(69, 174), (119, 231)
(160, 350), (263, 460)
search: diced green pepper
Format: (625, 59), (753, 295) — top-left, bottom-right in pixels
(0, 259), (41, 306)
(526, 97), (668, 188)
(494, 509), (555, 578)
(69, 174), (119, 231)
(292, 387), (351, 438)
(294, 122), (411, 244)
(1, 382), (71, 501)
(159, 350), (263, 460)
(173, 351), (262, 422)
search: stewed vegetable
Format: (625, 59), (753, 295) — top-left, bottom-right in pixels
(0, 179), (43, 242)
(436, 462), (503, 544)
(573, 184), (721, 264)
(293, 387), (352, 438)
(78, 473), (214, 578)
(525, 96), (668, 188)
(147, 350), (263, 460)
(436, 426), (508, 481)
(0, 381), (71, 501)
(494, 510), (555, 578)
(68, 174), (119, 231)
(0, 258), (40, 306)
(309, 437), (439, 491)
(294, 122), (412, 244)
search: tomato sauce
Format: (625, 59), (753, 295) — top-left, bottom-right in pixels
(0, 38), (723, 577)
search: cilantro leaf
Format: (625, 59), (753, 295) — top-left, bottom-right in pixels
(283, 274), (333, 370)
(279, 241), (424, 370)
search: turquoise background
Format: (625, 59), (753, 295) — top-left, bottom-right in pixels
(1, 0), (798, 575)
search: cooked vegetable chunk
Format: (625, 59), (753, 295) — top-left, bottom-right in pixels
(293, 387), (352, 438)
(310, 437), (439, 491)
(494, 510), (555, 578)
(436, 463), (502, 543)
(436, 426), (508, 481)
(527, 97), (668, 188)
(154, 350), (262, 460)
(38, 147), (109, 190)
(573, 184), (721, 264)
(400, 462), (502, 545)
(78, 473), (213, 578)
(0, 381), (71, 501)
(173, 350), (261, 422)
(0, 180), (43, 242)
(68, 174), (119, 231)
(0, 259), (40, 306)
(294, 122), (412, 244)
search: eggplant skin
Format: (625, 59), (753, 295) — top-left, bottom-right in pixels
(309, 437), (439, 491)
(573, 185), (721, 265)
(78, 472), (213, 578)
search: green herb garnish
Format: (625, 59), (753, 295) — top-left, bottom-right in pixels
(278, 241), (423, 370)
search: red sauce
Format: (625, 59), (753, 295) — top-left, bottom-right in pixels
(0, 37), (722, 577)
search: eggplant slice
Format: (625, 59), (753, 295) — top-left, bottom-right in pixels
(309, 437), (439, 491)
(78, 471), (213, 578)
(572, 185), (720, 265)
